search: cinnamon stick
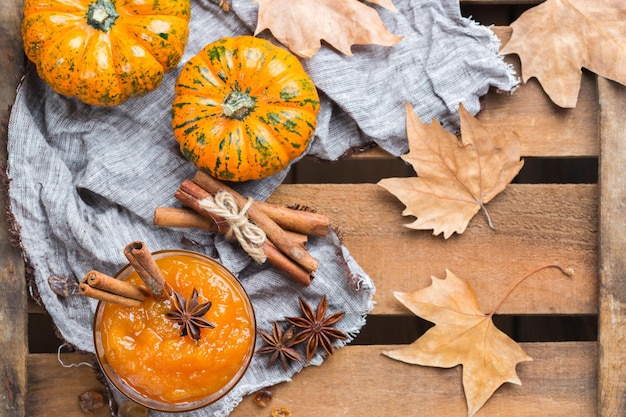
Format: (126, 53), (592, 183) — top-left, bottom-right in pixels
(262, 241), (313, 286)
(252, 200), (330, 237)
(123, 241), (170, 300)
(82, 270), (148, 301)
(193, 170), (330, 237)
(79, 283), (142, 308)
(179, 179), (319, 274)
(153, 206), (220, 232)
(153, 206), (309, 246)
(173, 189), (230, 234)
(173, 190), (313, 286)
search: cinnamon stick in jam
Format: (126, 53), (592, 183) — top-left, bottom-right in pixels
(83, 270), (148, 301)
(123, 241), (170, 300)
(79, 283), (142, 308)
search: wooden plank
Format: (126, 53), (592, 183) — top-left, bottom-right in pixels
(597, 78), (626, 416)
(477, 70), (598, 158)
(232, 342), (597, 417)
(27, 343), (595, 417)
(27, 354), (111, 417)
(0, 1), (27, 417)
(269, 183), (598, 315)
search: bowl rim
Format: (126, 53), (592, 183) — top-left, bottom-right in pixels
(93, 249), (256, 412)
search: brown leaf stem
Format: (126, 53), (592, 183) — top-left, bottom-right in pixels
(479, 201), (496, 231)
(488, 264), (574, 316)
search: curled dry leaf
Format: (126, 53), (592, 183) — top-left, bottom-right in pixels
(500, 0), (626, 108)
(253, 0), (403, 58)
(378, 103), (524, 239)
(383, 270), (533, 417)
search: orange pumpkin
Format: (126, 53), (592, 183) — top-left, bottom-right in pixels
(22, 0), (191, 106)
(172, 36), (320, 182)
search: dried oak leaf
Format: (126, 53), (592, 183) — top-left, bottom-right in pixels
(253, 0), (403, 58)
(378, 103), (524, 239)
(383, 270), (532, 417)
(500, 0), (626, 108)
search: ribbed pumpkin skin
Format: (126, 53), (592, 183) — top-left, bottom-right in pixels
(22, 0), (191, 106)
(172, 36), (320, 182)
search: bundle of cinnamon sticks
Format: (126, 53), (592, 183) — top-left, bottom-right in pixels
(153, 170), (330, 286)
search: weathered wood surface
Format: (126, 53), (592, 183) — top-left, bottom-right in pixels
(269, 183), (598, 315)
(0, 1), (27, 417)
(27, 354), (111, 417)
(597, 78), (626, 416)
(233, 342), (598, 416)
(29, 343), (596, 417)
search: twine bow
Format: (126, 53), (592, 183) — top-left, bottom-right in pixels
(197, 190), (267, 263)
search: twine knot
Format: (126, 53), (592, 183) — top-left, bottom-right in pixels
(197, 190), (267, 263)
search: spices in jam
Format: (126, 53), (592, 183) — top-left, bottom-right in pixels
(98, 252), (255, 405)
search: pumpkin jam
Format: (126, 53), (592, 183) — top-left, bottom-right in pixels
(95, 251), (255, 408)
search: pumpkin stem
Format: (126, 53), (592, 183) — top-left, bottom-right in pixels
(87, 0), (119, 32)
(223, 91), (256, 120)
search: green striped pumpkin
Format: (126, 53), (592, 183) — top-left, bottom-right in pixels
(172, 36), (320, 182)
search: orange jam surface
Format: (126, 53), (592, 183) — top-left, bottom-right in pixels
(100, 254), (254, 404)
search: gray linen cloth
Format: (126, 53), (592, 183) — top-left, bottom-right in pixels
(7, 0), (517, 415)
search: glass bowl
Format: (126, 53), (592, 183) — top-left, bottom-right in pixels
(93, 249), (256, 412)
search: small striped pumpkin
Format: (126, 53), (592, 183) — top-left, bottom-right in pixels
(22, 0), (191, 106)
(172, 36), (320, 182)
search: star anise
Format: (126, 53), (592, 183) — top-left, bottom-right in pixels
(256, 321), (303, 371)
(165, 288), (215, 341)
(286, 295), (347, 363)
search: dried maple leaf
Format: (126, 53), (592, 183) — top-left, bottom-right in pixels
(378, 103), (524, 239)
(500, 0), (626, 108)
(253, 0), (402, 58)
(383, 269), (533, 417)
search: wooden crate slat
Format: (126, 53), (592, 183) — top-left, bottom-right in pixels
(27, 354), (110, 417)
(597, 78), (626, 415)
(28, 343), (596, 417)
(231, 342), (597, 417)
(0, 1), (27, 417)
(477, 71), (598, 158)
(269, 183), (598, 315)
